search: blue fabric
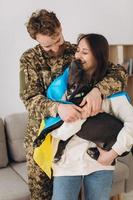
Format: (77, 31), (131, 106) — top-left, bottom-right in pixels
(107, 91), (131, 102)
(52, 170), (113, 200)
(45, 116), (61, 129)
(47, 67), (69, 103)
(44, 67), (70, 129)
(44, 67), (130, 130)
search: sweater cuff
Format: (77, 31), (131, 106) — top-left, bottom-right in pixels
(112, 142), (127, 156)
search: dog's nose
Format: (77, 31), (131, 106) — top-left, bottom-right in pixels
(71, 59), (83, 70)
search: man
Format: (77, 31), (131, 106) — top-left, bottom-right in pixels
(19, 9), (127, 200)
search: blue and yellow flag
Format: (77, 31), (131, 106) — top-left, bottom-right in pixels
(33, 120), (53, 178)
(33, 67), (70, 178)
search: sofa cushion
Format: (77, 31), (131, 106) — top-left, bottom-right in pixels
(113, 161), (129, 183)
(10, 162), (28, 183)
(0, 166), (30, 200)
(0, 118), (8, 168)
(5, 113), (28, 162)
(118, 152), (133, 192)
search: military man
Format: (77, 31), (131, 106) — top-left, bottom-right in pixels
(19, 9), (127, 200)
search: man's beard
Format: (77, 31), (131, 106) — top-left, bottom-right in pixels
(47, 43), (65, 57)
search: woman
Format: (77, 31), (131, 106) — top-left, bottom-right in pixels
(51, 34), (133, 200)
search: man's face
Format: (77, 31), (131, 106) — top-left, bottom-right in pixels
(36, 27), (64, 57)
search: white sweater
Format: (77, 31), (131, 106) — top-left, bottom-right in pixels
(52, 95), (133, 176)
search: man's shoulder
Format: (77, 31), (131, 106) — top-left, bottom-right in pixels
(20, 45), (42, 61)
(64, 41), (77, 53)
(64, 41), (77, 55)
(108, 62), (126, 71)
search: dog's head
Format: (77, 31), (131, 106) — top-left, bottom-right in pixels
(67, 60), (92, 104)
(68, 60), (89, 91)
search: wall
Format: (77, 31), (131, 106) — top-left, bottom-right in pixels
(0, 0), (133, 118)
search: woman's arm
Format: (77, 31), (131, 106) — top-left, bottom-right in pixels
(80, 63), (128, 117)
(97, 95), (133, 166)
(110, 95), (133, 155)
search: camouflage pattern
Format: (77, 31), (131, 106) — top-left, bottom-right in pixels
(96, 63), (128, 97)
(20, 42), (76, 200)
(25, 144), (53, 200)
(19, 41), (127, 200)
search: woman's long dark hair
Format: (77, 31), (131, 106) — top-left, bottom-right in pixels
(77, 33), (109, 82)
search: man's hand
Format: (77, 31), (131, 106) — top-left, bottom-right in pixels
(58, 103), (82, 122)
(80, 87), (102, 118)
(97, 147), (118, 166)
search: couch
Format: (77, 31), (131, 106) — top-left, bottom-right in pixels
(0, 112), (133, 200)
(0, 113), (30, 200)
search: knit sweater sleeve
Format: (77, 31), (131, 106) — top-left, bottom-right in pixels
(110, 96), (133, 155)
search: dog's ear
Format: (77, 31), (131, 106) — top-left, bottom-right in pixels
(68, 60), (84, 86)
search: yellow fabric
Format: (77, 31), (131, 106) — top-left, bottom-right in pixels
(33, 120), (53, 178)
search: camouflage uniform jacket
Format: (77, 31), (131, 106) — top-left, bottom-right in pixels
(19, 41), (127, 147)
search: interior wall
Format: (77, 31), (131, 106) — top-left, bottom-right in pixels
(0, 0), (133, 118)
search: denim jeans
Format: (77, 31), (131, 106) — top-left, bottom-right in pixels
(52, 170), (113, 200)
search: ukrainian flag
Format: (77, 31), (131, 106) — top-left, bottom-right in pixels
(33, 120), (53, 178)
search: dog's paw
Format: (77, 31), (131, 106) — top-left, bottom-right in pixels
(87, 147), (100, 160)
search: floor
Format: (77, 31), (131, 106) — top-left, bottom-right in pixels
(123, 190), (133, 200)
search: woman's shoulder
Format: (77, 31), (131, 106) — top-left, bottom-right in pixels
(102, 92), (132, 115)
(109, 92), (133, 117)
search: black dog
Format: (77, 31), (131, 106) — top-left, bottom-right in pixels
(54, 60), (125, 163)
(33, 60), (130, 163)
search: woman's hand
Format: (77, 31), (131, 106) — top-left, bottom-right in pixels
(80, 87), (103, 118)
(97, 147), (118, 166)
(58, 103), (82, 122)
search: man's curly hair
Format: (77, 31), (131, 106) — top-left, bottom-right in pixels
(26, 9), (61, 39)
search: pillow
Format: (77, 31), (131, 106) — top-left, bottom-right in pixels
(5, 113), (28, 162)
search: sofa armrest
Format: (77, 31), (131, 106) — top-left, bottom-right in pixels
(118, 152), (133, 192)
(0, 118), (8, 167)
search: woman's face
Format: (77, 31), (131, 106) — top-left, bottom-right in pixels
(75, 38), (97, 73)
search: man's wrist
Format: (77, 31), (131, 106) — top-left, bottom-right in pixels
(94, 86), (103, 99)
(56, 103), (61, 116)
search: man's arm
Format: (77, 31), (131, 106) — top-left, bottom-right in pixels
(80, 63), (128, 117)
(20, 50), (82, 122)
(19, 51), (59, 120)
(96, 62), (128, 97)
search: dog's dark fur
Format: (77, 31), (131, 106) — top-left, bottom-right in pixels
(54, 60), (129, 162)
(33, 60), (131, 163)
